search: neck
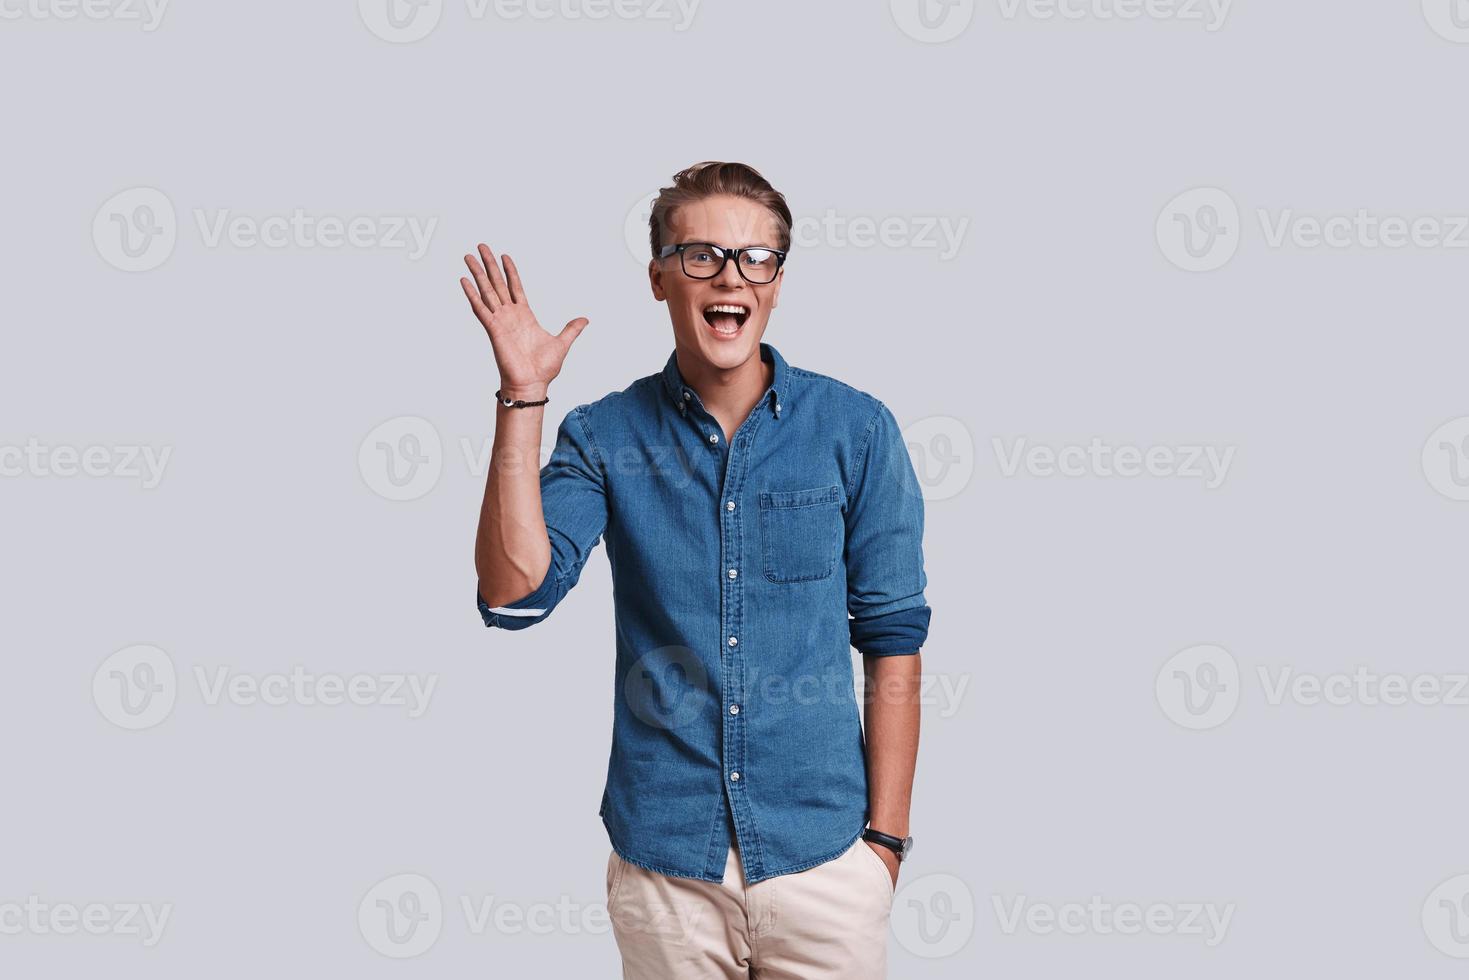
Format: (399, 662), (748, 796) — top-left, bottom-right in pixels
(676, 344), (772, 428)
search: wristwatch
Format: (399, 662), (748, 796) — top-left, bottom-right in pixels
(863, 827), (914, 862)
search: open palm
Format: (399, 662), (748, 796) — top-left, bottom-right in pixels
(460, 243), (589, 393)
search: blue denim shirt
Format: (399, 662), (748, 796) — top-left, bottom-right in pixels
(477, 342), (931, 884)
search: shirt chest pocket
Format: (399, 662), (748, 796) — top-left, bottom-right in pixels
(758, 483), (845, 583)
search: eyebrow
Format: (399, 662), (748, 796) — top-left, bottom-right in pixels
(682, 240), (779, 250)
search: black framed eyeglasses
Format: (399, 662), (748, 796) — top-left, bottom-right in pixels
(658, 241), (787, 284)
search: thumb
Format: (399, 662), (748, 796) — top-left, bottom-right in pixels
(558, 316), (590, 347)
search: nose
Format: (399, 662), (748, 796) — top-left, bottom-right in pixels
(714, 255), (745, 288)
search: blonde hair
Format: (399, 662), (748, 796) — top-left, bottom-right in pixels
(648, 161), (793, 259)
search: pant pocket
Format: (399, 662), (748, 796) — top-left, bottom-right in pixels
(607, 849), (628, 910)
(855, 840), (895, 898)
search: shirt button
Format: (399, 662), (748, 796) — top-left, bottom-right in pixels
(729, 704), (740, 715)
(728, 635), (738, 647)
(729, 771), (741, 781)
(683, 390), (691, 400)
(708, 433), (719, 444)
(726, 500), (736, 512)
(728, 568), (738, 579)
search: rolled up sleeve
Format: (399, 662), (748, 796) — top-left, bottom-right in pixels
(478, 402), (608, 631)
(843, 401), (932, 656)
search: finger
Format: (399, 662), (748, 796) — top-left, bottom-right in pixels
(464, 252), (501, 314)
(460, 277), (493, 327)
(502, 253), (526, 305)
(557, 316), (590, 350)
(477, 243), (512, 307)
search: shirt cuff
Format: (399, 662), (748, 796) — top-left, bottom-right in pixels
(476, 567), (559, 630)
(849, 605), (931, 656)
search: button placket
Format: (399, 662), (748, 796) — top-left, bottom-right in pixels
(718, 419), (765, 875)
(664, 359), (785, 879)
(713, 396), (775, 875)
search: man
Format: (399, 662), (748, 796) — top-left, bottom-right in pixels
(461, 161), (931, 979)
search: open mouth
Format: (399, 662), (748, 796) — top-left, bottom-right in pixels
(702, 303), (750, 336)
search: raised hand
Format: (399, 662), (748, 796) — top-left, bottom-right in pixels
(460, 243), (589, 397)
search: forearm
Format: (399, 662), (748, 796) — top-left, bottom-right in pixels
(475, 381), (553, 606)
(862, 651), (922, 835)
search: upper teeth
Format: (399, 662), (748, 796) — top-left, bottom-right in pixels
(705, 305), (748, 315)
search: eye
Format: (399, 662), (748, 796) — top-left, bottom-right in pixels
(742, 249), (774, 266)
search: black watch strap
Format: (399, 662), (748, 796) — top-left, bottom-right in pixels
(863, 828), (912, 860)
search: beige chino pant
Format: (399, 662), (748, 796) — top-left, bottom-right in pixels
(606, 837), (894, 979)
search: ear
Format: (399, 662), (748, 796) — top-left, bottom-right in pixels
(649, 259), (668, 302)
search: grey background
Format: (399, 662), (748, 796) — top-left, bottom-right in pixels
(3, 0), (1468, 975)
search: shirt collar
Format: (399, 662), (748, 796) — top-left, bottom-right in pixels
(661, 341), (788, 419)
